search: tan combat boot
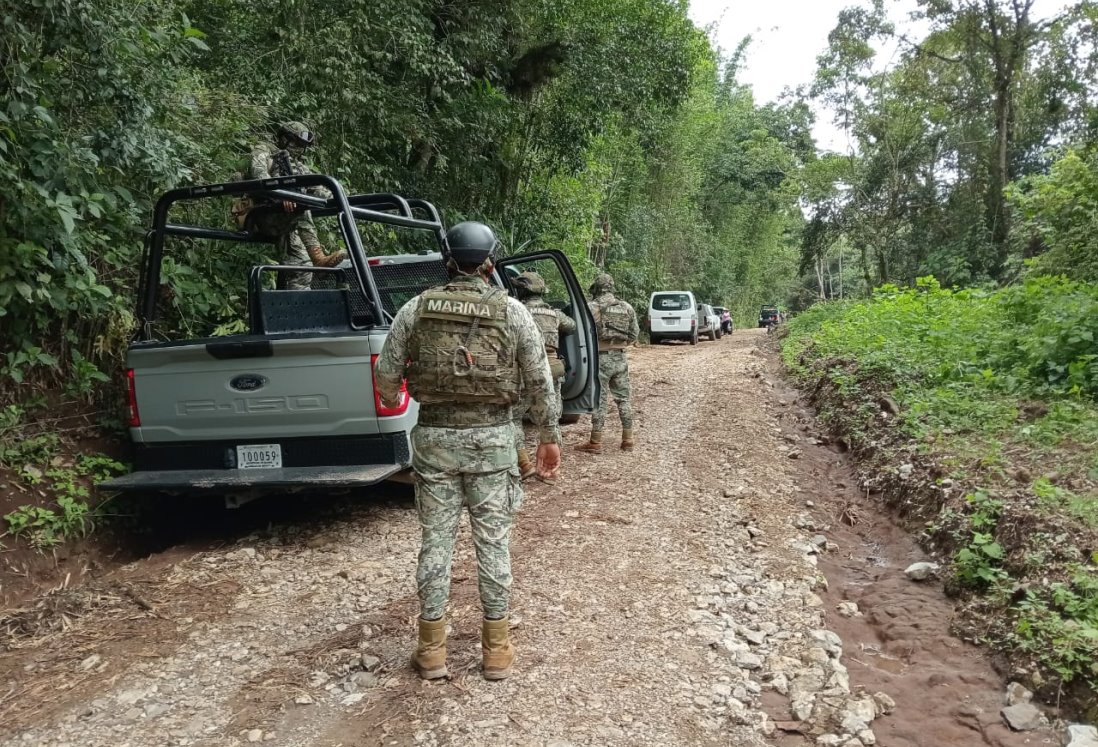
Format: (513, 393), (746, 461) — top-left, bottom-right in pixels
(516, 448), (537, 480)
(482, 616), (515, 680)
(577, 431), (603, 454)
(621, 428), (635, 452)
(411, 617), (448, 679)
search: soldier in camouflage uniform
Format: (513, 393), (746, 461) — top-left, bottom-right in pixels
(240, 122), (344, 289)
(375, 222), (561, 681)
(578, 272), (639, 453)
(510, 270), (576, 479)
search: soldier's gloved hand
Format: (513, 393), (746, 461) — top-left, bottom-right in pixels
(307, 246), (347, 267)
(536, 443), (561, 480)
(319, 249), (347, 267)
(282, 200), (297, 212)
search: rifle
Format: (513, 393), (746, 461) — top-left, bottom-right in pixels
(270, 148), (308, 213)
(273, 148), (295, 179)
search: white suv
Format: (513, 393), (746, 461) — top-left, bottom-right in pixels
(697, 303), (721, 341)
(648, 291), (698, 345)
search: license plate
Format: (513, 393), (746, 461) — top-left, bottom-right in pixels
(236, 444), (282, 469)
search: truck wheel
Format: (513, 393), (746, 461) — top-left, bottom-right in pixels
(690, 330), (698, 346)
(708, 329), (717, 341)
(650, 334), (661, 345)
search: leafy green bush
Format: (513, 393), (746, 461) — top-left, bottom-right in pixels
(785, 275), (1098, 405)
(1009, 148), (1098, 283)
(990, 277), (1098, 396)
(952, 492), (1009, 587)
(2, 452), (127, 548)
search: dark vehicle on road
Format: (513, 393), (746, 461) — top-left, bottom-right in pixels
(758, 305), (781, 330)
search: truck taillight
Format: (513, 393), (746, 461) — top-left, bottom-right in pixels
(125, 368), (141, 427)
(371, 354), (410, 417)
(691, 318), (696, 328)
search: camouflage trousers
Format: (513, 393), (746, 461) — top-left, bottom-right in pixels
(411, 423), (523, 620)
(247, 208), (319, 290)
(512, 378), (563, 451)
(593, 349), (633, 431)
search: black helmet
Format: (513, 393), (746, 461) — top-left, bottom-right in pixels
(278, 121), (316, 148)
(443, 221), (499, 266)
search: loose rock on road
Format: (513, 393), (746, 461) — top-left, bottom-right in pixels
(1, 330), (1058, 746)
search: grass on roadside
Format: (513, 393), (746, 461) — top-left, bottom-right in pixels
(782, 275), (1098, 713)
(1, 406), (128, 550)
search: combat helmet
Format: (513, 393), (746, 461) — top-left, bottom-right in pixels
(512, 271), (547, 299)
(589, 272), (615, 296)
(443, 221), (500, 268)
(278, 121), (316, 148)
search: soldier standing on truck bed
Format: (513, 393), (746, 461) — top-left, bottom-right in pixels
(510, 270), (576, 479)
(233, 121), (345, 289)
(374, 222), (562, 681)
(578, 272), (638, 453)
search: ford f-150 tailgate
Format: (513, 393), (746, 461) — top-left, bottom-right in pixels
(102, 331), (415, 492)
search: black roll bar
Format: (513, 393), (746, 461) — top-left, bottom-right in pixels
(135, 174), (446, 341)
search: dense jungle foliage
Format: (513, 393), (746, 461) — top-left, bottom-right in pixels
(2, 0), (1098, 410)
(0, 0), (810, 406)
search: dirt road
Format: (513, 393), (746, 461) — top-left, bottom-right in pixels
(1, 331), (1057, 746)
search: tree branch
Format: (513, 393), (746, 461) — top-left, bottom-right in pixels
(898, 34), (963, 64)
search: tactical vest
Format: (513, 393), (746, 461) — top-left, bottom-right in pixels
(594, 296), (633, 345)
(526, 301), (566, 380)
(407, 283), (519, 406)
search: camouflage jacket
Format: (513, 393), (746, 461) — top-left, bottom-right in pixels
(376, 275), (562, 444)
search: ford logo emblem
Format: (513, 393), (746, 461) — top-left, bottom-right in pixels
(229, 374), (267, 392)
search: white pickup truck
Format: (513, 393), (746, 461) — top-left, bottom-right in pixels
(102, 175), (599, 502)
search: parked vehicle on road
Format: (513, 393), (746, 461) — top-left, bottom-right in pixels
(697, 303), (721, 341)
(759, 305), (781, 330)
(713, 306), (733, 334)
(101, 175), (599, 502)
(648, 291), (698, 345)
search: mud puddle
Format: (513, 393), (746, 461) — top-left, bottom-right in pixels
(768, 365), (1058, 747)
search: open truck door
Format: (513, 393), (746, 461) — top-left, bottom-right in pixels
(495, 250), (600, 417)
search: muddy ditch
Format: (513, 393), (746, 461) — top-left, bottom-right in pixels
(763, 354), (1065, 746)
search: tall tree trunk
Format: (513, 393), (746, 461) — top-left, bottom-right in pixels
(986, 78), (1012, 275)
(980, 0), (1035, 279)
(859, 245), (872, 294)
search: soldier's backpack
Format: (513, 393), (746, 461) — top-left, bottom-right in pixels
(228, 146), (295, 229)
(527, 304), (566, 379)
(594, 297), (633, 344)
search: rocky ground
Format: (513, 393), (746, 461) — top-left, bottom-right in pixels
(0, 330), (1088, 746)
